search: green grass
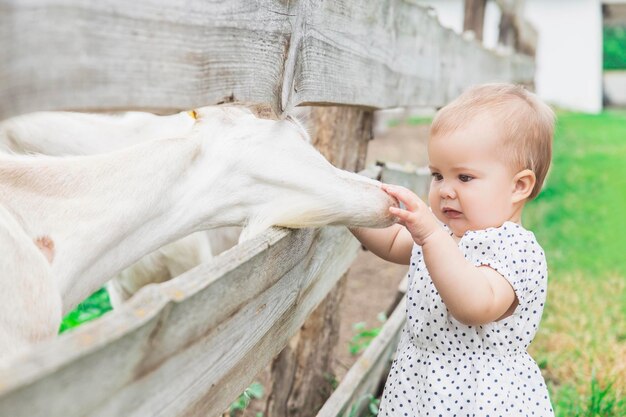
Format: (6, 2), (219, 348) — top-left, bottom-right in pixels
(228, 382), (264, 417)
(348, 312), (387, 356)
(387, 116), (432, 128)
(523, 110), (626, 416)
(525, 110), (626, 277)
(59, 287), (112, 333)
(406, 116), (433, 126)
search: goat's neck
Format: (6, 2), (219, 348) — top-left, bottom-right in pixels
(0, 137), (238, 312)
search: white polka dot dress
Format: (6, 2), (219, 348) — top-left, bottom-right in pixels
(378, 222), (554, 416)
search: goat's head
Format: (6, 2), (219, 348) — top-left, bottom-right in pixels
(190, 105), (398, 239)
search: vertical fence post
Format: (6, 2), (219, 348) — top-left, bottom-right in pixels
(265, 106), (373, 417)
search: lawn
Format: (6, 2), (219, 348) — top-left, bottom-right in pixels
(524, 110), (626, 416)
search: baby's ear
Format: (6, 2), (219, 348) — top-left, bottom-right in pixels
(512, 169), (536, 203)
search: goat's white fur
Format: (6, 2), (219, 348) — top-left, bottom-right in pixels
(0, 105), (396, 360)
(1, 110), (242, 308)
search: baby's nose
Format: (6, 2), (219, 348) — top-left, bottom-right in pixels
(439, 183), (456, 199)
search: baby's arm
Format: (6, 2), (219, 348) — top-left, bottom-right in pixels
(350, 224), (414, 265)
(383, 184), (517, 325)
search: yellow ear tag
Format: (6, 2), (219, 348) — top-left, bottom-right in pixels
(187, 110), (198, 120)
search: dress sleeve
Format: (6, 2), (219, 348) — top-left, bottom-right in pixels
(410, 242), (423, 265)
(460, 223), (547, 307)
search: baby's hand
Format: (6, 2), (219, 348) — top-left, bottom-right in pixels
(381, 184), (441, 246)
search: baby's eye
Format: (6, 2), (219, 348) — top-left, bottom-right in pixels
(459, 174), (473, 182)
(431, 172), (443, 181)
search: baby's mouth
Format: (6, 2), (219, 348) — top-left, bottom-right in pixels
(442, 208), (462, 219)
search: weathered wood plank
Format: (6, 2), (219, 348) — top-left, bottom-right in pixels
(0, 225), (361, 417)
(316, 296), (406, 417)
(1, 0), (534, 120)
(287, 1), (534, 110)
(0, 0), (292, 118)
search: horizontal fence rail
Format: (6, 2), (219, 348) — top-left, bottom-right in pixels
(0, 0), (534, 120)
(0, 225), (360, 417)
(316, 296), (407, 417)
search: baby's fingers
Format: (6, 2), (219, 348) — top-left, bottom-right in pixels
(389, 206), (415, 226)
(382, 184), (421, 212)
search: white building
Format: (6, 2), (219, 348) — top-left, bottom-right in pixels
(418, 0), (626, 113)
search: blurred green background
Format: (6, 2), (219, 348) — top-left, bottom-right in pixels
(524, 110), (626, 416)
(604, 25), (626, 70)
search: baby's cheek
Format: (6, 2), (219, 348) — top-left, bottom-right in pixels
(427, 188), (438, 208)
(430, 206), (446, 225)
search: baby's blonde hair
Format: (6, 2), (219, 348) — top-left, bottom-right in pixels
(430, 83), (555, 200)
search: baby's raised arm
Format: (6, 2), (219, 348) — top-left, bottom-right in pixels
(350, 224), (414, 265)
(383, 184), (517, 325)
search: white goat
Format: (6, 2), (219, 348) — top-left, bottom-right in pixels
(0, 105), (397, 360)
(1, 109), (241, 307)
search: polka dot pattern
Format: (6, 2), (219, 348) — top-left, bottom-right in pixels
(378, 222), (554, 416)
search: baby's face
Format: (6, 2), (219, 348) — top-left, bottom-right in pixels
(427, 113), (520, 237)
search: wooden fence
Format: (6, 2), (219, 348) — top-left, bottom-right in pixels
(0, 0), (533, 119)
(0, 225), (361, 416)
(0, 1), (534, 416)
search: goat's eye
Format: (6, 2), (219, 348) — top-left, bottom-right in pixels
(431, 172), (443, 181)
(459, 174), (473, 182)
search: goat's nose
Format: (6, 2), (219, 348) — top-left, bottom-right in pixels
(387, 193), (400, 209)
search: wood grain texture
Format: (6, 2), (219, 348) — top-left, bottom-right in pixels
(0, 225), (360, 417)
(284, 0), (534, 110)
(0, 0), (292, 118)
(1, 0), (534, 120)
